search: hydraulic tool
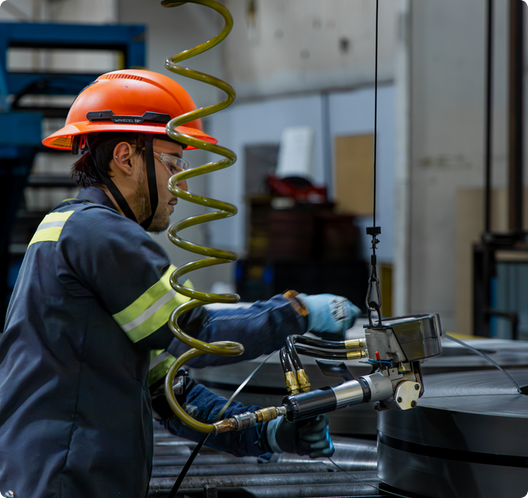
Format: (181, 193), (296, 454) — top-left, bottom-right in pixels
(212, 313), (442, 432)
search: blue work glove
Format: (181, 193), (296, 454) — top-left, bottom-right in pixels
(265, 414), (335, 458)
(297, 293), (360, 340)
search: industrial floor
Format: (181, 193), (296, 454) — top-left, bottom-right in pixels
(149, 428), (389, 497)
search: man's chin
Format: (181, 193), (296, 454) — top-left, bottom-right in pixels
(146, 215), (170, 234)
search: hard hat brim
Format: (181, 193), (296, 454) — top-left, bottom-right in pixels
(42, 121), (218, 151)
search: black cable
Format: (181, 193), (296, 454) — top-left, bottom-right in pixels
(166, 351), (276, 496)
(365, 0), (383, 328)
(328, 457), (412, 498)
(373, 0), (379, 229)
(293, 334), (359, 351)
(167, 434), (209, 498)
(293, 344), (351, 361)
(283, 334), (365, 361)
(285, 335), (304, 371)
(279, 347), (294, 373)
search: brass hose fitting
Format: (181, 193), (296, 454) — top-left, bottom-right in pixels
(284, 371), (300, 395)
(347, 350), (367, 360)
(344, 338), (365, 350)
(296, 369), (311, 392)
(213, 406), (287, 433)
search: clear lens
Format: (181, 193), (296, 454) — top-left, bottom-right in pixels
(153, 150), (189, 175)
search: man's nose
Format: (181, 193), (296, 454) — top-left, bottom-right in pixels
(178, 179), (188, 191)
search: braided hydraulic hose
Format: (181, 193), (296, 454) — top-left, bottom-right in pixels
(281, 335), (367, 393)
(160, 0), (245, 433)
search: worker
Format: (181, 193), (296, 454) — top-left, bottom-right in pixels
(0, 69), (360, 498)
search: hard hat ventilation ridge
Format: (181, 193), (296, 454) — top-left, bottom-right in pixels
(104, 74), (144, 81)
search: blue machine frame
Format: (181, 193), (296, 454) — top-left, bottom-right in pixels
(0, 22), (145, 112)
(0, 22), (146, 328)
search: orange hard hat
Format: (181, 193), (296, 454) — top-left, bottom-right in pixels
(42, 69), (217, 150)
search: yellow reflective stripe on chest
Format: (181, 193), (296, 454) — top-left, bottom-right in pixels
(113, 265), (190, 343)
(28, 210), (75, 247)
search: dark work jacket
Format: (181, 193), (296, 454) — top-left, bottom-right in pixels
(0, 187), (306, 498)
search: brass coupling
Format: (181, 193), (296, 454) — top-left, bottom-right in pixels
(285, 370), (300, 395)
(296, 368), (311, 392)
(213, 406), (287, 433)
(347, 350), (367, 360)
(344, 338), (365, 350)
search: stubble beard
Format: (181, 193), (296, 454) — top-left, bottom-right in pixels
(147, 208), (170, 234)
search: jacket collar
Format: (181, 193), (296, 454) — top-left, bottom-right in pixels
(76, 186), (117, 210)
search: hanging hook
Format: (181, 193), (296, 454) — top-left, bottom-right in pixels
(365, 227), (382, 328)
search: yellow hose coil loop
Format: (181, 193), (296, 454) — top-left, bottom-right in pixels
(161, 0), (243, 433)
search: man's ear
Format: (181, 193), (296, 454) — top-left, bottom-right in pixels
(112, 142), (135, 176)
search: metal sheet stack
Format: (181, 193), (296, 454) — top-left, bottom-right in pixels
(149, 431), (381, 497)
(378, 368), (528, 498)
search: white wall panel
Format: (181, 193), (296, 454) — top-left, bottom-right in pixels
(405, 0), (513, 332)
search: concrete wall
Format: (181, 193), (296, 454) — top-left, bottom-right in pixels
(222, 0), (396, 99)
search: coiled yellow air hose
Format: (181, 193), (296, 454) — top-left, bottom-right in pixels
(160, 0), (245, 434)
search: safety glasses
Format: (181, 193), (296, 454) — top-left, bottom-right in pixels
(153, 150), (189, 176)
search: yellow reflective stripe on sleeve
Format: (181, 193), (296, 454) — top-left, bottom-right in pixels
(150, 349), (168, 369)
(148, 350), (176, 387)
(28, 211), (75, 247)
(112, 265), (191, 343)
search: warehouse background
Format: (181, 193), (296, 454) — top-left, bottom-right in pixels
(0, 0), (522, 336)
